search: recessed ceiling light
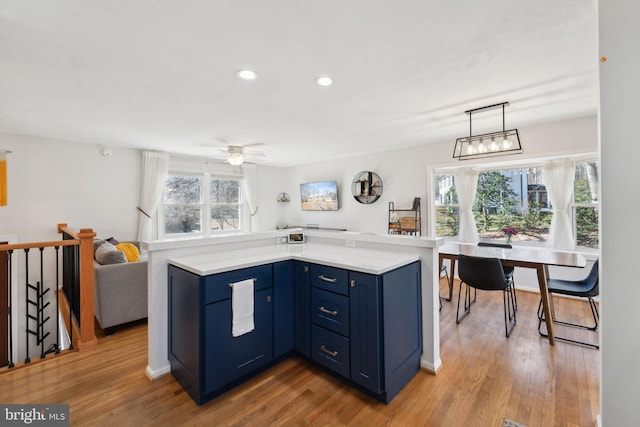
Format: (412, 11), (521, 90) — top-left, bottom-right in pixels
(236, 69), (258, 80)
(316, 76), (333, 86)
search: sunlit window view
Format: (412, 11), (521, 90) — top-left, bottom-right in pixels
(163, 175), (241, 235)
(434, 161), (599, 249)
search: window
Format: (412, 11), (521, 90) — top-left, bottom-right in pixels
(434, 174), (458, 237)
(573, 161), (599, 249)
(210, 179), (241, 232)
(164, 175), (203, 234)
(163, 173), (242, 236)
(433, 159), (599, 249)
(474, 168), (551, 242)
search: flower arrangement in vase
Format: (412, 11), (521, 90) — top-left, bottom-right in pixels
(501, 227), (519, 244)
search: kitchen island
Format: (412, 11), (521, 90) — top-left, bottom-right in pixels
(168, 244), (422, 404)
(142, 230), (444, 389)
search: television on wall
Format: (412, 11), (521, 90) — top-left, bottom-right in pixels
(300, 181), (339, 211)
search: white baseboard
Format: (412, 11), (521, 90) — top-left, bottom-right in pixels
(145, 364), (171, 381)
(420, 357), (442, 374)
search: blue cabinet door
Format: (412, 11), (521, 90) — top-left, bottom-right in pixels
(204, 288), (273, 393)
(168, 265), (202, 403)
(349, 271), (382, 394)
(381, 261), (422, 402)
(274, 260), (294, 358)
(294, 262), (311, 357)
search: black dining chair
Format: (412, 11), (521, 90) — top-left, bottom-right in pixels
(439, 264), (449, 312)
(537, 258), (599, 349)
(477, 241), (517, 310)
(456, 254), (517, 337)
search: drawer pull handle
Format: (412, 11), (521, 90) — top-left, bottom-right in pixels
(320, 345), (338, 357)
(319, 306), (338, 316)
(318, 275), (337, 283)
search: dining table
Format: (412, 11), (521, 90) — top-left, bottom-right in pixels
(438, 241), (587, 345)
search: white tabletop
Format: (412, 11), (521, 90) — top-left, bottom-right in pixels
(439, 242), (587, 268)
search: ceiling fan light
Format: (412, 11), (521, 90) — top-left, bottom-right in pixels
(227, 153), (245, 165)
(236, 69), (258, 80)
(316, 76), (333, 86)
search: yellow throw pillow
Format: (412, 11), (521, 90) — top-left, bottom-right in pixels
(116, 242), (140, 262)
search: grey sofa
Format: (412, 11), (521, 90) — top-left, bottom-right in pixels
(93, 241), (148, 331)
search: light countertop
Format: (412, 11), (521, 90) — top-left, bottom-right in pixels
(168, 243), (420, 276)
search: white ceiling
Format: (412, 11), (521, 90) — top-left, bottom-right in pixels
(0, 1), (598, 167)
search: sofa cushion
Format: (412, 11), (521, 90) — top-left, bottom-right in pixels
(94, 238), (106, 254)
(116, 242), (140, 262)
(95, 242), (128, 265)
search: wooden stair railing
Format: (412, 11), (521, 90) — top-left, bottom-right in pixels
(57, 224), (97, 351)
(0, 224), (96, 370)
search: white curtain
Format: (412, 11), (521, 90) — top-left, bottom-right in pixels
(543, 159), (576, 250)
(136, 151), (169, 242)
(241, 164), (259, 232)
(454, 168), (479, 243)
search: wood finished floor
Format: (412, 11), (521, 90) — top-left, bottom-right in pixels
(0, 279), (600, 426)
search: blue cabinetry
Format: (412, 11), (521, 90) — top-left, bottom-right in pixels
(204, 287), (273, 392)
(309, 261), (421, 403)
(349, 271), (381, 394)
(350, 262), (422, 402)
(169, 257), (421, 405)
(293, 261), (311, 357)
(273, 260), (294, 358)
(169, 264), (274, 405)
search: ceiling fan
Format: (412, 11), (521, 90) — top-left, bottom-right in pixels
(195, 140), (266, 165)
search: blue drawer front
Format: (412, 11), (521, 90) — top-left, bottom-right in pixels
(204, 264), (273, 304)
(311, 288), (349, 337)
(310, 264), (348, 296)
(311, 325), (350, 379)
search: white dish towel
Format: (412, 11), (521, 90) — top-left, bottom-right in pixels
(231, 278), (255, 337)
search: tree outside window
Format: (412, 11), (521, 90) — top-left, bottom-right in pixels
(574, 161), (599, 248)
(164, 175), (203, 234)
(210, 179), (241, 231)
(472, 169), (552, 242)
(434, 175), (458, 236)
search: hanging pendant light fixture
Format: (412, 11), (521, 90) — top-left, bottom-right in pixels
(453, 102), (523, 160)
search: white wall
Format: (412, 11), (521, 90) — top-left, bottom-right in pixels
(277, 115), (597, 236)
(1, 115), (597, 243)
(0, 132), (141, 241)
(600, 2), (640, 425)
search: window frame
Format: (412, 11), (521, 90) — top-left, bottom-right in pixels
(159, 170), (244, 239)
(209, 177), (243, 233)
(430, 156), (600, 251)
